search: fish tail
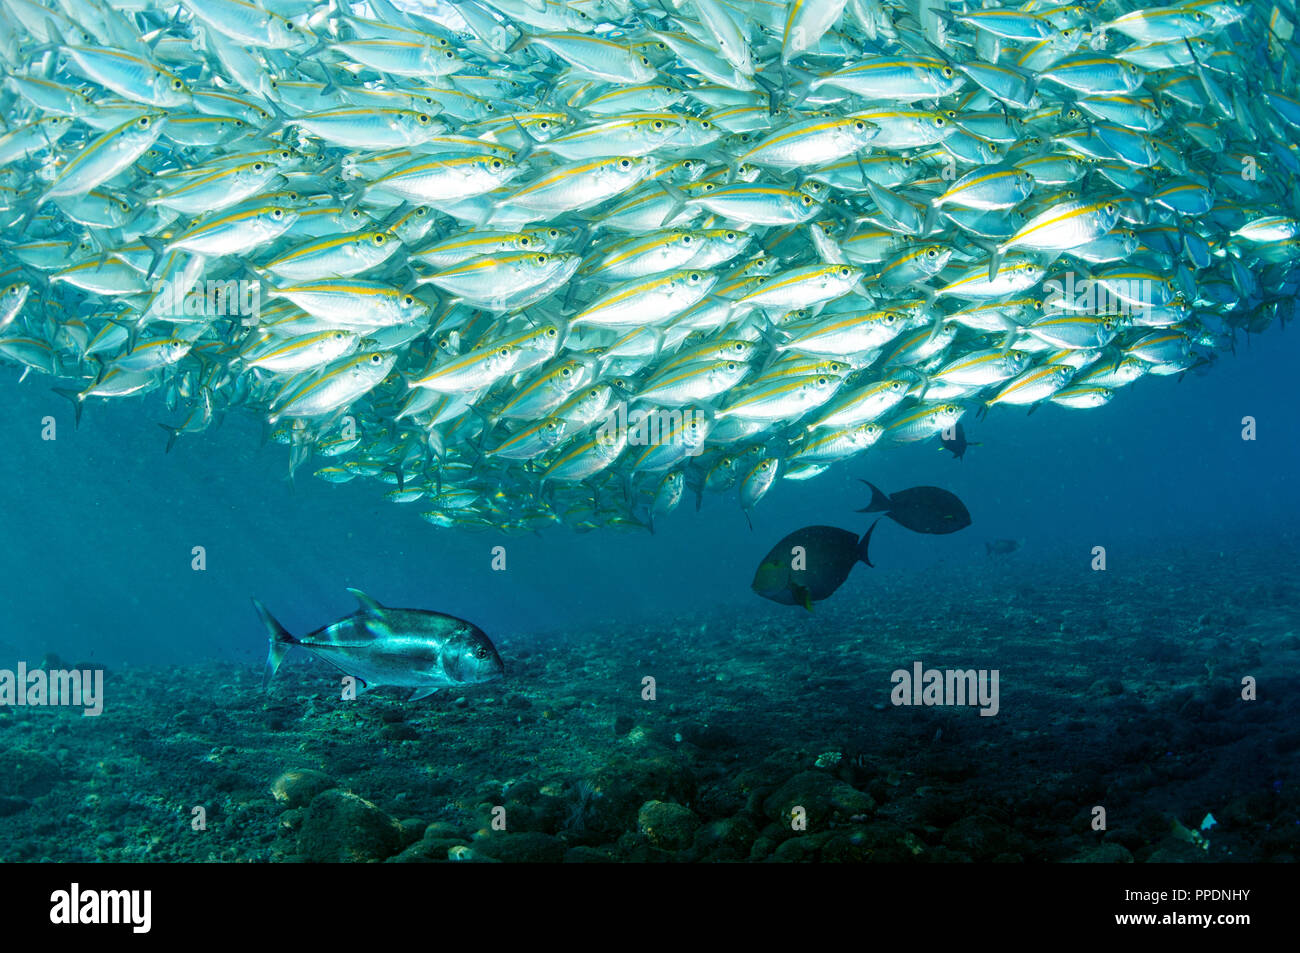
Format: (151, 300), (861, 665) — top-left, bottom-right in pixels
(856, 479), (891, 514)
(158, 422), (180, 454)
(857, 518), (880, 568)
(252, 598), (295, 691)
(51, 388), (83, 428)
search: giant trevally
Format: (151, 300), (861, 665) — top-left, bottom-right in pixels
(255, 589), (504, 699)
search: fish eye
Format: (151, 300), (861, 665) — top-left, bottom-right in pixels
(404, 295), (415, 304)
(519, 236), (532, 246)
(640, 56), (651, 65)
(619, 159), (631, 168)
(445, 50), (455, 58)
(838, 266), (850, 276)
(369, 354), (383, 364)
(700, 120), (712, 129)
(942, 66), (954, 78)
(681, 234), (692, 244)
(854, 121), (865, 130)
(817, 377), (828, 385)
(491, 159), (503, 169)
(926, 248), (937, 258)
(138, 117), (150, 126)
(546, 327), (557, 337)
(561, 366), (572, 377)
(891, 381), (902, 390)
(801, 195), (812, 205)
(272, 208), (283, 218)
(374, 233), (385, 245)
(536, 254), (547, 264)
(653, 120), (663, 129)
(727, 362), (737, 370)
(1105, 202), (1117, 213)
(934, 116), (946, 126)
(537, 121), (549, 130)
(418, 113), (431, 123)
(657, 42), (667, 50)
(548, 229), (559, 238)
(171, 78), (183, 90)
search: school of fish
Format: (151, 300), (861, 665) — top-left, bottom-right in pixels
(1, 0), (1296, 533)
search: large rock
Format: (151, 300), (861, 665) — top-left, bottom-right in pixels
(270, 769), (334, 809)
(763, 771), (875, 829)
(637, 801), (700, 851)
(297, 790), (404, 862)
(472, 831), (566, 863)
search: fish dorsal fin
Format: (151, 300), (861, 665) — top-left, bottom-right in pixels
(347, 588), (386, 613)
(409, 686), (439, 701)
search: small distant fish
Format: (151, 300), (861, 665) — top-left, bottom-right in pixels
(938, 423), (980, 460)
(751, 522), (878, 610)
(985, 538), (1023, 556)
(858, 481), (972, 535)
(255, 589), (504, 700)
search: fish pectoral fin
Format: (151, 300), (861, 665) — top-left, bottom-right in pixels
(346, 587), (386, 613)
(793, 585), (813, 611)
(408, 686), (440, 701)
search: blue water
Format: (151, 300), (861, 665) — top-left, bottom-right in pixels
(1, 325), (1294, 667)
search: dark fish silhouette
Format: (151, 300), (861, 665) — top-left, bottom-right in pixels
(858, 481), (971, 535)
(986, 538), (1023, 556)
(938, 423), (980, 460)
(751, 523), (878, 610)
